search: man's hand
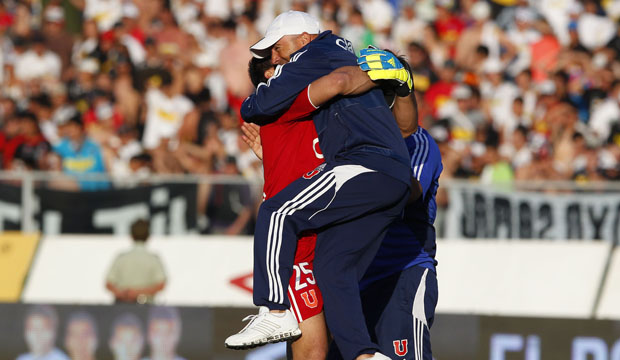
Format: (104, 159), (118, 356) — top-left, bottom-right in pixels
(357, 48), (413, 97)
(241, 122), (263, 160)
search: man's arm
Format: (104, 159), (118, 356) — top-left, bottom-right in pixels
(241, 53), (334, 125)
(307, 66), (376, 106)
(392, 93), (418, 138)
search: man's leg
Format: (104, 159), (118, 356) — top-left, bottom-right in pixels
(288, 312), (329, 360)
(228, 163), (409, 354)
(287, 233), (329, 360)
(363, 266), (438, 360)
(313, 192), (408, 360)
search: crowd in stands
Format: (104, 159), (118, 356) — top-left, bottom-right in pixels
(1, 0), (620, 232)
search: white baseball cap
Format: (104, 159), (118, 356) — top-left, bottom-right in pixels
(250, 11), (320, 58)
(44, 6), (65, 23)
(452, 85), (472, 99)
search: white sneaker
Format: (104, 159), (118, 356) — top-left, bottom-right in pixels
(225, 307), (301, 349)
(368, 353), (393, 360)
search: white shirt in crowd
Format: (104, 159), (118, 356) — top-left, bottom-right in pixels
(500, 143), (533, 170)
(392, 12), (427, 53)
(481, 80), (520, 131)
(533, 0), (575, 45)
(577, 13), (616, 51)
(14, 50), (61, 81)
(589, 97), (620, 143)
(84, 0), (122, 31)
(142, 88), (194, 150)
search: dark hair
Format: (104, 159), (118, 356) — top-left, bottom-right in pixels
(484, 127), (500, 148)
(248, 57), (274, 88)
(66, 311), (98, 338)
(25, 305), (58, 331)
(111, 312), (143, 334)
(131, 219), (150, 242)
(475, 45), (489, 57)
(130, 153), (152, 163)
(18, 111), (38, 123)
(30, 94), (52, 108)
(515, 125), (529, 137)
(148, 306), (180, 324)
(67, 112), (83, 127)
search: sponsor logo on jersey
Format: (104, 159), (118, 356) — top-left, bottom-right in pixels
(303, 163), (326, 179)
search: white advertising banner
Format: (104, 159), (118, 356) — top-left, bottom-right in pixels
(22, 236), (255, 307)
(446, 186), (620, 242)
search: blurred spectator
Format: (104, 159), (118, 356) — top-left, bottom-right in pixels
(63, 311), (98, 360)
(500, 124), (533, 176)
(144, 307), (186, 360)
(18, 305), (69, 360)
(53, 113), (109, 191)
(438, 84), (484, 145)
(42, 5), (74, 74)
(204, 156), (254, 235)
(433, 0), (465, 57)
(12, 111), (51, 170)
(108, 313), (144, 360)
(104, 125), (147, 184)
(393, 5), (428, 53)
(14, 32), (61, 83)
(480, 59), (520, 133)
(142, 71), (193, 151)
(577, 0), (616, 51)
(105, 219), (167, 304)
(480, 128), (514, 184)
(217, 19), (253, 115)
(456, 1), (515, 72)
(82, 0), (122, 32)
(589, 80), (620, 144)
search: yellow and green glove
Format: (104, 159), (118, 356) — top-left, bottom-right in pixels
(357, 47), (413, 97)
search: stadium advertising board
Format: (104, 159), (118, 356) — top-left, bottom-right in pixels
(446, 186), (620, 243)
(0, 183), (197, 234)
(0, 304), (619, 360)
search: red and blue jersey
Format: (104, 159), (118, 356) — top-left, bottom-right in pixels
(260, 87), (323, 200)
(241, 31), (411, 186)
(361, 127), (443, 288)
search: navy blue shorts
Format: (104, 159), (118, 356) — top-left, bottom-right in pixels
(328, 265), (438, 360)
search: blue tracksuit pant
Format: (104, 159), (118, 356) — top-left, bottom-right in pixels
(253, 162), (409, 360)
(327, 266), (439, 360)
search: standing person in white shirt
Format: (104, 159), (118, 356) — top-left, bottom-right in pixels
(17, 305), (69, 360)
(142, 70), (194, 154)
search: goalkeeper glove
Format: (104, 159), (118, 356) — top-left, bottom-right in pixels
(357, 47), (413, 97)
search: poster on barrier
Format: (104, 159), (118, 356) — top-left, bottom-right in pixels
(0, 182), (22, 231)
(0, 304), (619, 360)
(446, 186), (620, 243)
(0, 304), (285, 360)
(0, 183), (197, 235)
(36, 184), (198, 235)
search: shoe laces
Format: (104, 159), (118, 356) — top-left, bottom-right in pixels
(238, 313), (261, 333)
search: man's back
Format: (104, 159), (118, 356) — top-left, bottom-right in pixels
(106, 244), (166, 290)
(261, 90), (323, 200)
(362, 127), (443, 287)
